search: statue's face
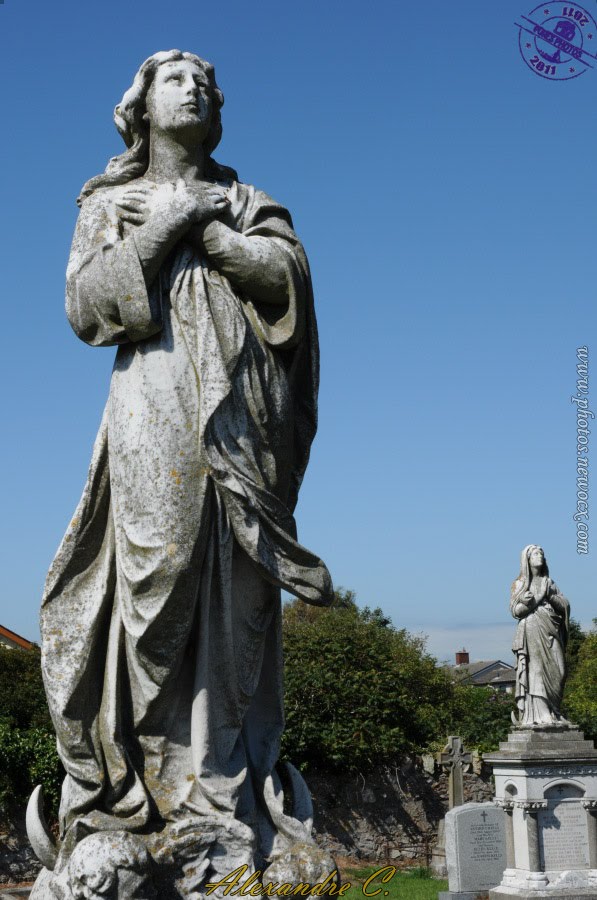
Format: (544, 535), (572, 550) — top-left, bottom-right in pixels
(145, 59), (212, 141)
(529, 547), (544, 568)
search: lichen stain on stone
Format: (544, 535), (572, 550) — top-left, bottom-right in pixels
(166, 543), (178, 558)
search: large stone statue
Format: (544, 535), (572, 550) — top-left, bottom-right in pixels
(510, 545), (570, 726)
(29, 49), (334, 899)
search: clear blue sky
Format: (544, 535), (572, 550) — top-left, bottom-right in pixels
(1, 0), (596, 664)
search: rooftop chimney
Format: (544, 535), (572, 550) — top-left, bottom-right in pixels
(455, 649), (470, 666)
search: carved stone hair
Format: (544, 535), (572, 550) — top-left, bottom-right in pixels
(77, 49), (237, 206)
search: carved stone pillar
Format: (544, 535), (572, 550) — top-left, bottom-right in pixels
(581, 798), (597, 870)
(495, 799), (516, 870)
(516, 800), (549, 890)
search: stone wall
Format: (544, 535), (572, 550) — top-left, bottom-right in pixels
(0, 812), (39, 886)
(308, 754), (495, 864)
(0, 755), (495, 882)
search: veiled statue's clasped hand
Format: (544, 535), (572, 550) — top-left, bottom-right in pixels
(510, 545), (570, 727)
(28, 50), (335, 900)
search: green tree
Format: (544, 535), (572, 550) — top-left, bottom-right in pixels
(0, 644), (52, 730)
(448, 684), (516, 753)
(0, 646), (63, 820)
(564, 619), (597, 741)
(281, 591), (454, 771)
(0, 722), (62, 814)
(566, 618), (586, 679)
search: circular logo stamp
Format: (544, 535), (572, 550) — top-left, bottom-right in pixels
(516, 3), (597, 79)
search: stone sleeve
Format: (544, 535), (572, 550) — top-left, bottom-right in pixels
(66, 192), (162, 347)
(200, 220), (291, 304)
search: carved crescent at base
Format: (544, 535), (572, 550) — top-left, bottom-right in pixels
(284, 761), (314, 833)
(26, 785), (58, 871)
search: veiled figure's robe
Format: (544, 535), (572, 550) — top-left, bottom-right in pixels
(510, 577), (569, 725)
(41, 178), (333, 871)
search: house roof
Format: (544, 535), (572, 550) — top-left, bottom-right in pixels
(488, 668), (517, 685)
(0, 625), (34, 650)
(447, 659), (515, 686)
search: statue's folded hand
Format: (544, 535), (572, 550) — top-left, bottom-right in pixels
(187, 181), (231, 224)
(115, 185), (155, 226)
(116, 180), (229, 232)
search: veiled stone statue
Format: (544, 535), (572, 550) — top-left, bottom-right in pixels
(510, 545), (570, 726)
(29, 49), (335, 899)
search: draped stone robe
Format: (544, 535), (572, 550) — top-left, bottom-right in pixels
(510, 576), (569, 725)
(41, 178), (333, 870)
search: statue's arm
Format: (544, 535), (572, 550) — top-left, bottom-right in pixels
(196, 219), (296, 305)
(548, 581), (570, 618)
(510, 579), (534, 618)
(66, 188), (197, 347)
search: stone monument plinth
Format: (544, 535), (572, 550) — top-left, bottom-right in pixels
(484, 725), (597, 898)
(481, 545), (597, 899)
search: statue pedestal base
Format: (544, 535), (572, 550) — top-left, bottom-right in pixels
(490, 889), (597, 898)
(438, 891), (490, 899)
(485, 726), (597, 900)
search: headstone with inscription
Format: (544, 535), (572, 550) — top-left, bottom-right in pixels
(438, 802), (507, 900)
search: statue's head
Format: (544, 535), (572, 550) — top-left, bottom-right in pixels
(78, 50), (234, 205)
(115, 51), (224, 159)
(520, 544), (549, 578)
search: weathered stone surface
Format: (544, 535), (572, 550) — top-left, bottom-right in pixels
(509, 546), (570, 727)
(0, 816), (39, 886)
(490, 890), (597, 898)
(28, 49), (334, 899)
(441, 737), (473, 809)
(486, 739), (597, 896)
(262, 842), (338, 892)
(439, 892), (490, 899)
(485, 546), (597, 899)
(444, 802), (507, 894)
(0, 757), (496, 879)
(538, 798), (591, 871)
(310, 756), (495, 863)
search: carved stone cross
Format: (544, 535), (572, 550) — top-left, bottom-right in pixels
(440, 735), (472, 809)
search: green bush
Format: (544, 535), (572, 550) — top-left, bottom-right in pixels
(564, 620), (597, 740)
(0, 644), (52, 730)
(0, 720), (62, 815)
(448, 684), (515, 753)
(0, 646), (63, 820)
(281, 592), (454, 771)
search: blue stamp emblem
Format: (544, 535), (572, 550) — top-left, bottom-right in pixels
(516, 4), (597, 79)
